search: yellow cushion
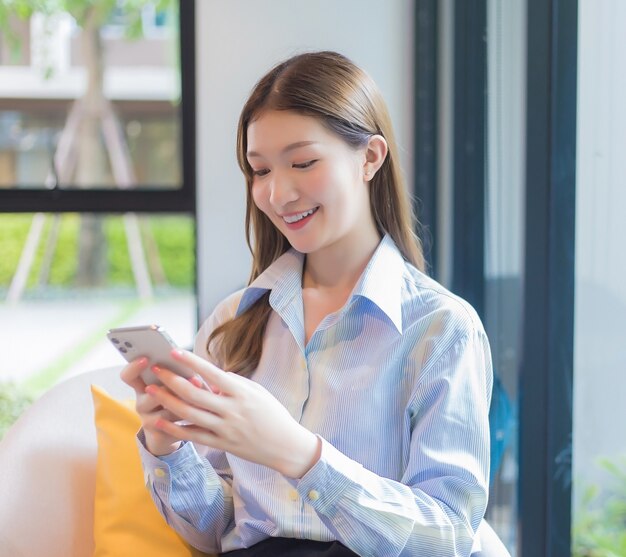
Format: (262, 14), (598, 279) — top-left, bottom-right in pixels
(91, 384), (213, 557)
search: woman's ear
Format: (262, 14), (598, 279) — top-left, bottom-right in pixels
(362, 135), (388, 181)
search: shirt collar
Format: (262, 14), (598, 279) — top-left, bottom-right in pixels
(350, 234), (405, 334)
(236, 234), (406, 333)
(236, 249), (304, 316)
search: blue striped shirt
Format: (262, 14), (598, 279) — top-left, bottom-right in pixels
(138, 234), (493, 556)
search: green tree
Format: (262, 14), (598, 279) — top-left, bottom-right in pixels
(0, 0), (176, 293)
(573, 457), (626, 557)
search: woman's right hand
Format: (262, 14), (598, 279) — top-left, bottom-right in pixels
(120, 357), (183, 456)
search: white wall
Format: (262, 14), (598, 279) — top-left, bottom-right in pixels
(573, 0), (626, 501)
(195, 0), (415, 320)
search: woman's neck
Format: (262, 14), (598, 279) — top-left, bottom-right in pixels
(302, 227), (381, 293)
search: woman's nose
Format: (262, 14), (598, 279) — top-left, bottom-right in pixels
(268, 174), (299, 207)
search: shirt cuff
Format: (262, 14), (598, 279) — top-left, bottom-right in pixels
(136, 428), (199, 485)
(288, 436), (358, 516)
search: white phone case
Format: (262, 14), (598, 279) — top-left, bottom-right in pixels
(107, 325), (193, 385)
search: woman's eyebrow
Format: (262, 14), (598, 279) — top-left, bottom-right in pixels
(247, 141), (319, 159)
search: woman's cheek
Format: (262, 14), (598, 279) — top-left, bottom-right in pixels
(251, 182), (269, 213)
(303, 168), (330, 198)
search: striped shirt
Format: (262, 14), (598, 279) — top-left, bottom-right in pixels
(137, 234), (492, 556)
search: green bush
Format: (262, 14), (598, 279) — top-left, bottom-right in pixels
(0, 214), (32, 285)
(0, 214), (194, 290)
(47, 214), (79, 286)
(0, 381), (34, 440)
(573, 456), (626, 557)
(147, 216), (194, 286)
(105, 215), (134, 285)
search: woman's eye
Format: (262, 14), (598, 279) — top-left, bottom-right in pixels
(293, 160), (318, 169)
(252, 169), (270, 177)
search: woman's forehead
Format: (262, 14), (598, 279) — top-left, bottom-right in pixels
(246, 110), (333, 155)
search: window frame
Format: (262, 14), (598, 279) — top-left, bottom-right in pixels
(416, 1), (578, 555)
(450, 0), (487, 319)
(413, 0), (439, 275)
(0, 0), (195, 215)
(519, 0), (577, 555)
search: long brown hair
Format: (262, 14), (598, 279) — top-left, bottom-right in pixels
(208, 50), (425, 376)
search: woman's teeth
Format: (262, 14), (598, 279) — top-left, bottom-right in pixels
(283, 207), (318, 224)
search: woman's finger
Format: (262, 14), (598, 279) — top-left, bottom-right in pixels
(120, 357), (149, 393)
(145, 381), (225, 431)
(154, 418), (223, 448)
(171, 349), (243, 395)
(135, 390), (180, 416)
(135, 393), (161, 415)
(156, 407), (182, 423)
(151, 365), (231, 415)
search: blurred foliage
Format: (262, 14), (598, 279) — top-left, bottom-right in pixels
(148, 216), (194, 286)
(0, 0), (176, 70)
(0, 0), (174, 38)
(104, 216), (134, 285)
(0, 380), (34, 440)
(0, 214), (81, 288)
(0, 215), (31, 284)
(573, 456), (626, 557)
(0, 214), (194, 290)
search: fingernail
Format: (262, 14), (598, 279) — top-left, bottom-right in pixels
(151, 365), (161, 374)
(189, 375), (203, 388)
(136, 357), (148, 366)
(171, 349), (185, 359)
(145, 385), (157, 395)
(155, 418), (164, 428)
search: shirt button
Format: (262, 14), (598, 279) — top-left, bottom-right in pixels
(308, 489), (320, 501)
(288, 489), (299, 501)
(154, 468), (167, 478)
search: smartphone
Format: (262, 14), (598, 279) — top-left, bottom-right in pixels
(107, 324), (194, 385)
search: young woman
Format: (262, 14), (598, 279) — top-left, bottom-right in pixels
(121, 50), (493, 557)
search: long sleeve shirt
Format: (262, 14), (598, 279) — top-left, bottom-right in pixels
(137, 234), (493, 556)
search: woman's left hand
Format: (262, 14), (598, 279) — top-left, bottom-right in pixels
(145, 349), (321, 479)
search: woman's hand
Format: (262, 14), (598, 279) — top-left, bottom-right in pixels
(120, 357), (184, 457)
(144, 350), (322, 479)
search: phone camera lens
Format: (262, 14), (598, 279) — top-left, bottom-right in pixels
(111, 338), (120, 344)
(125, 342), (133, 348)
(120, 347), (128, 353)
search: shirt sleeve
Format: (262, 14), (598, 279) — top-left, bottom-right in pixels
(135, 290), (244, 553)
(136, 431), (234, 553)
(288, 327), (492, 557)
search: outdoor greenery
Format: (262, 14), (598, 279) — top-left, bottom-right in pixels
(0, 2), (189, 439)
(573, 456), (626, 557)
(0, 0), (175, 44)
(0, 380), (34, 441)
(0, 214), (194, 291)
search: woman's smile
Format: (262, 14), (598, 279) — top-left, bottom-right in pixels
(281, 206), (320, 228)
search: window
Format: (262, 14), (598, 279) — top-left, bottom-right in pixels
(0, 1), (196, 400)
(572, 1), (626, 554)
(0, 0), (194, 210)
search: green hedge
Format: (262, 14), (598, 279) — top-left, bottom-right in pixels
(0, 380), (33, 440)
(0, 214), (194, 289)
(573, 457), (626, 556)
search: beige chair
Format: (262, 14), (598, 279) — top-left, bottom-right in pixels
(0, 366), (131, 557)
(0, 366), (510, 557)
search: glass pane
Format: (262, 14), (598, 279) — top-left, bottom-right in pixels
(0, 2), (181, 189)
(0, 212), (195, 436)
(573, 1), (626, 554)
(484, 1), (526, 554)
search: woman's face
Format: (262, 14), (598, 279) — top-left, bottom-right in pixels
(247, 110), (374, 256)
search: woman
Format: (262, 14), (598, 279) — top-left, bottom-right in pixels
(122, 50), (492, 557)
